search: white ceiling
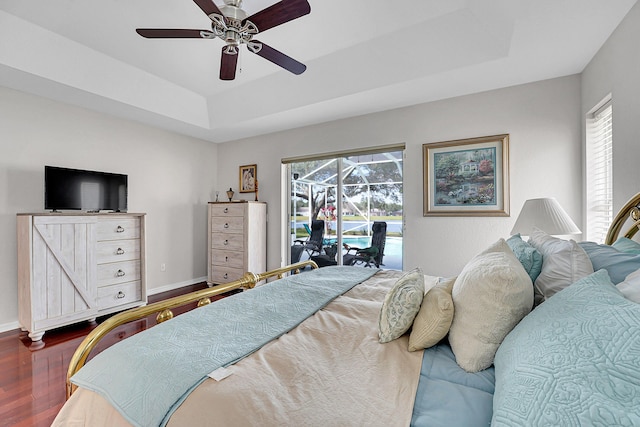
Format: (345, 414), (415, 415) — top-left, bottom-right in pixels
(0, 0), (636, 143)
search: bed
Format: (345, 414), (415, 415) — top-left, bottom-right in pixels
(53, 193), (640, 426)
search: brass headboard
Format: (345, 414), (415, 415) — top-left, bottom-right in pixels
(605, 192), (640, 245)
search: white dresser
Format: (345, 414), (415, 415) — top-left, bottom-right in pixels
(207, 202), (266, 285)
(17, 213), (146, 341)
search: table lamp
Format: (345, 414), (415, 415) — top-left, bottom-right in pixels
(511, 197), (581, 237)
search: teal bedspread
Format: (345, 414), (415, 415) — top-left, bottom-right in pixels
(492, 269), (640, 426)
(71, 266), (378, 427)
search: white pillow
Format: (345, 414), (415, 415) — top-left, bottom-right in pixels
(448, 239), (533, 373)
(617, 268), (640, 303)
(528, 228), (594, 303)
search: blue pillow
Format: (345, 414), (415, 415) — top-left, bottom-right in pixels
(613, 237), (640, 254)
(492, 269), (640, 426)
(506, 234), (543, 282)
(578, 241), (640, 284)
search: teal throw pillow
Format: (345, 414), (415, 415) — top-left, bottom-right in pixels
(578, 241), (640, 284)
(506, 234), (543, 282)
(613, 237), (640, 254)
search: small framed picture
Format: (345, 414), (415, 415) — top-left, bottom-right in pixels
(239, 164), (257, 193)
(423, 134), (510, 216)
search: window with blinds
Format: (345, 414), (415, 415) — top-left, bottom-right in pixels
(585, 98), (613, 243)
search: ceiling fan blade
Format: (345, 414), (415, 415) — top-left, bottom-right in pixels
(220, 48), (238, 80)
(250, 41), (306, 75)
(136, 29), (211, 38)
(245, 0), (310, 33)
(193, 0), (222, 16)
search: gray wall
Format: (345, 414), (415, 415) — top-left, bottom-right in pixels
(0, 87), (218, 330)
(217, 75), (583, 279)
(582, 1), (640, 212)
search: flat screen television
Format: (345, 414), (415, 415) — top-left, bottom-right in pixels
(44, 166), (128, 212)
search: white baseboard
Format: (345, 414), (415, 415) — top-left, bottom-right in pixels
(0, 321), (21, 334)
(0, 278), (207, 334)
(147, 276), (207, 296)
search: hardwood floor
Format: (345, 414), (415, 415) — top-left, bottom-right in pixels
(0, 282), (232, 427)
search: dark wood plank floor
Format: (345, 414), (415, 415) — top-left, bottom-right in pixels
(0, 282), (231, 427)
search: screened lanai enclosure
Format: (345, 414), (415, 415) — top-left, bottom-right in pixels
(287, 149), (403, 270)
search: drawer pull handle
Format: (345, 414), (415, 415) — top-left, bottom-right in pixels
(225, 256), (228, 262)
(117, 291), (126, 299)
(116, 269), (125, 277)
(224, 223), (229, 228)
(224, 208), (229, 213)
(224, 273), (229, 279)
(116, 248), (125, 255)
(116, 226), (125, 233)
(224, 240), (229, 246)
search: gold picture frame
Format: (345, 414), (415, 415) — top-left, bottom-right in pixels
(239, 164), (257, 193)
(423, 134), (509, 216)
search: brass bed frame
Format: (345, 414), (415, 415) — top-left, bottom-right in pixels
(64, 192), (640, 400)
(65, 259), (318, 398)
(605, 192), (640, 245)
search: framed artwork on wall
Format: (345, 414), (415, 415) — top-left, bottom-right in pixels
(239, 164), (257, 193)
(423, 134), (510, 216)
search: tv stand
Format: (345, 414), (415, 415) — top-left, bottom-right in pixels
(17, 212), (147, 341)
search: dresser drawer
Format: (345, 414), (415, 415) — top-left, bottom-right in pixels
(97, 281), (142, 310)
(97, 239), (140, 263)
(210, 216), (244, 233)
(211, 249), (243, 268)
(97, 260), (141, 287)
(97, 218), (140, 241)
(210, 266), (244, 284)
(209, 204), (245, 217)
(211, 233), (244, 251)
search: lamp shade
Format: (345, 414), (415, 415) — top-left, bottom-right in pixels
(511, 198), (581, 237)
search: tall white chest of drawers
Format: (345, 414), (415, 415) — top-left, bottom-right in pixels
(17, 213), (146, 341)
(207, 202), (266, 285)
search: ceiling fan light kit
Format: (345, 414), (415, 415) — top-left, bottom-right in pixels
(136, 0), (310, 80)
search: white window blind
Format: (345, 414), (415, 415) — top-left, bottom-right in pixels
(586, 100), (613, 243)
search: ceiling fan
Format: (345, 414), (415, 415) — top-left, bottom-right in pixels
(136, 0), (311, 80)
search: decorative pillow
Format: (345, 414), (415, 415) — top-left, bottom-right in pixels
(448, 239), (533, 373)
(506, 234), (543, 282)
(408, 277), (455, 352)
(378, 268), (425, 343)
(492, 269), (640, 426)
(617, 268), (640, 303)
(578, 241), (640, 284)
(527, 228), (593, 303)
(612, 237), (640, 254)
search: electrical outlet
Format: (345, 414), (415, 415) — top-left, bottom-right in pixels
(160, 263), (166, 272)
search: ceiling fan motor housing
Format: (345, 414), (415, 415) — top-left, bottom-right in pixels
(219, 0), (247, 20)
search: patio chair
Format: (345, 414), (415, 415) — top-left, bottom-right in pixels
(293, 219), (325, 258)
(343, 221), (387, 268)
(291, 244), (305, 264)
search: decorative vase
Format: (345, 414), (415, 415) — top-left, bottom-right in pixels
(226, 188), (234, 201)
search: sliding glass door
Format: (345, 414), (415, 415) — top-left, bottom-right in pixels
(285, 148), (403, 269)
